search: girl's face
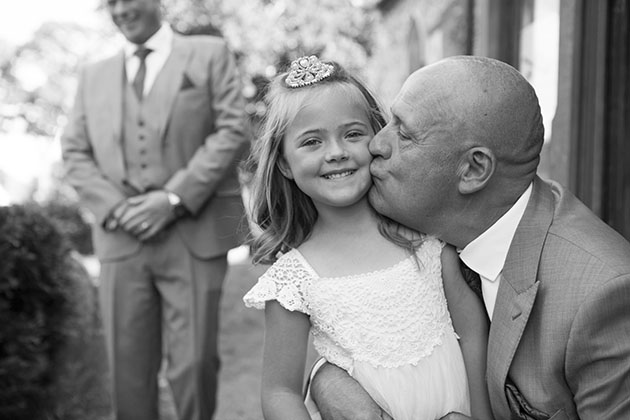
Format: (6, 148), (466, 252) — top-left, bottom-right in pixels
(279, 86), (374, 211)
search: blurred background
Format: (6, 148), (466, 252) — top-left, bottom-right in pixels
(1, 0), (629, 243)
(0, 0), (629, 419)
(2, 0), (630, 241)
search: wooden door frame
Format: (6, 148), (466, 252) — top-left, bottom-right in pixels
(603, 0), (630, 239)
(475, 0), (630, 239)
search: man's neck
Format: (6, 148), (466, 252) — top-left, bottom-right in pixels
(459, 182), (533, 260)
(449, 182), (532, 248)
(131, 23), (163, 46)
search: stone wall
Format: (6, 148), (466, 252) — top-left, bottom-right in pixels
(364, 0), (472, 108)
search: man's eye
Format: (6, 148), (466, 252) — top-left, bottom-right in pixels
(398, 131), (412, 141)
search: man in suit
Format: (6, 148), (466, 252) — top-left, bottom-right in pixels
(61, 1), (249, 419)
(308, 56), (630, 419)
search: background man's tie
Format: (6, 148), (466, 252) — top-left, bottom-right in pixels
(133, 46), (152, 100)
(459, 260), (483, 300)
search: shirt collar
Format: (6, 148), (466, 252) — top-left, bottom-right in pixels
(124, 23), (173, 59)
(459, 183), (533, 282)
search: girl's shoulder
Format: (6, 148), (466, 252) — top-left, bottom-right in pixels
(243, 249), (314, 313)
(418, 235), (444, 250)
(262, 248), (317, 283)
(412, 235), (445, 264)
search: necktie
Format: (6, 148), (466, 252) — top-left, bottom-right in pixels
(459, 259), (483, 301)
(133, 46), (152, 100)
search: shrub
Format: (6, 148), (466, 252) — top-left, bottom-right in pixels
(0, 204), (110, 420)
(39, 199), (94, 256)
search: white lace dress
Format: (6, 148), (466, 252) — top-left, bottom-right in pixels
(243, 237), (470, 420)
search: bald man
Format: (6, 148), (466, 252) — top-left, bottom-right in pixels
(309, 56), (630, 420)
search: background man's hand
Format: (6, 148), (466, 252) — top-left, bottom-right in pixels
(103, 200), (130, 231)
(311, 362), (392, 420)
(117, 190), (176, 241)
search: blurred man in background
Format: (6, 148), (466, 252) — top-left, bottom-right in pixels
(61, 0), (249, 419)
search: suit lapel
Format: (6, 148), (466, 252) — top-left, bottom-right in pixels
(150, 34), (190, 139)
(487, 177), (554, 416)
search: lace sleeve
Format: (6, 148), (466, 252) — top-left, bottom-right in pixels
(242, 252), (312, 314)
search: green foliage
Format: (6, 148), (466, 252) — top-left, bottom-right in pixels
(0, 204), (110, 420)
(2, 1), (380, 137)
(218, 0), (379, 72)
(39, 198), (94, 256)
(165, 0), (381, 120)
(1, 21), (115, 137)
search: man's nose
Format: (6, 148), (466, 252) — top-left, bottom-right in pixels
(369, 128), (391, 159)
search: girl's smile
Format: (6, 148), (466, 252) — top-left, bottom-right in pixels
(322, 169), (356, 180)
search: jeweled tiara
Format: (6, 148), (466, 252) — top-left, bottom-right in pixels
(285, 55), (334, 88)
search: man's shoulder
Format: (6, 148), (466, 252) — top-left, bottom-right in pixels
(80, 51), (122, 75)
(537, 178), (630, 275)
(176, 33), (228, 52)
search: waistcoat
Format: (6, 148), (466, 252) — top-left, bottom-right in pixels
(122, 83), (169, 193)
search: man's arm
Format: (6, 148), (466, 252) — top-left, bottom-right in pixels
(440, 246), (493, 420)
(567, 274), (630, 418)
(61, 66), (128, 225)
(310, 362), (391, 420)
(164, 39), (250, 214)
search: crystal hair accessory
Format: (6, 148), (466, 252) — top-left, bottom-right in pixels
(285, 55), (334, 88)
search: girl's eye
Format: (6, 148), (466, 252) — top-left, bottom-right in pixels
(346, 131), (365, 139)
(301, 138), (320, 147)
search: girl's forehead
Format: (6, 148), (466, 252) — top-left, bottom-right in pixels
(284, 95), (372, 142)
(294, 84), (369, 114)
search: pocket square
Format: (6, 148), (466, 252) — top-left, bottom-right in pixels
(180, 74), (195, 90)
(505, 380), (549, 420)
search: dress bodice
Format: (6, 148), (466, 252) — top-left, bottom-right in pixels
(243, 237), (455, 372)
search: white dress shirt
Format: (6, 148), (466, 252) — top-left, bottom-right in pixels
(124, 23), (173, 97)
(458, 183), (533, 320)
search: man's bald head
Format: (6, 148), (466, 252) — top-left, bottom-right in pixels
(402, 56), (544, 181)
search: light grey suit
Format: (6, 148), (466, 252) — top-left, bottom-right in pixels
(62, 33), (249, 420)
(487, 176), (630, 419)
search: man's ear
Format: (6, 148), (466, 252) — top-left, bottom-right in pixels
(277, 156), (293, 179)
(457, 147), (495, 194)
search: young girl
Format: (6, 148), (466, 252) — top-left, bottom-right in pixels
(243, 55), (491, 420)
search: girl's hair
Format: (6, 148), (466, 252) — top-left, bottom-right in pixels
(247, 57), (420, 264)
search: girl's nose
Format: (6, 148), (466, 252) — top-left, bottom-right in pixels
(325, 141), (349, 162)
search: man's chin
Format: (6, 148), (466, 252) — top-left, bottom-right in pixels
(367, 187), (390, 216)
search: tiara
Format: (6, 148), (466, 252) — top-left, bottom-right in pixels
(285, 55), (334, 88)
